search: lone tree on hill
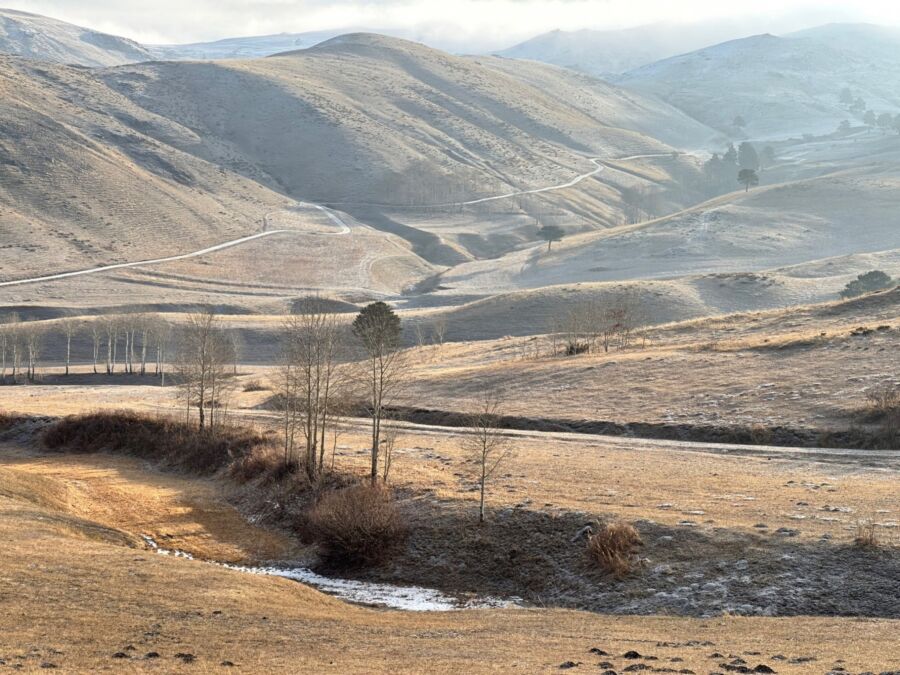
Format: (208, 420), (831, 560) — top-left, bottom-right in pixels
(738, 169), (759, 192)
(537, 224), (565, 251)
(352, 301), (404, 484)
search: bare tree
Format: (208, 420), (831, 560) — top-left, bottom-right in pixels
(175, 311), (232, 430)
(60, 318), (79, 376)
(104, 316), (119, 374)
(279, 298), (346, 479)
(462, 388), (512, 523)
(352, 302), (405, 484)
(23, 323), (43, 382)
(89, 320), (102, 374)
(0, 313), (17, 381)
(432, 317), (447, 355)
(153, 317), (172, 385)
(380, 422), (401, 483)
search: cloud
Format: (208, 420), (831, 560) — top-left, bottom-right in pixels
(2, 0), (896, 50)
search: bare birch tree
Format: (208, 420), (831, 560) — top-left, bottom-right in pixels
(462, 388), (512, 523)
(175, 311), (232, 430)
(60, 318), (79, 376)
(279, 298), (346, 478)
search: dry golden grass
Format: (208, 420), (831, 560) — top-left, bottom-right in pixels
(2, 444), (900, 672)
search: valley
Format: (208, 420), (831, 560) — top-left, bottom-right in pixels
(0, 6), (898, 674)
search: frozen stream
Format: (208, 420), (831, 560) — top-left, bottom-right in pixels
(142, 536), (518, 612)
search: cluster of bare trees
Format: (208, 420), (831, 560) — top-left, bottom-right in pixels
(0, 312), (174, 384)
(0, 313), (43, 382)
(412, 316), (447, 356)
(174, 311), (238, 430)
(274, 300), (408, 485)
(549, 293), (644, 357)
(277, 299), (349, 480)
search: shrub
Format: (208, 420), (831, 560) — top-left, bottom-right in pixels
(854, 520), (880, 549)
(308, 483), (406, 567)
(242, 379), (270, 392)
(586, 522), (643, 579)
(41, 411), (272, 475)
(865, 383), (900, 418)
(840, 270), (895, 299)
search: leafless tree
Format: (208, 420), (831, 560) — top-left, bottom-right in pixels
(153, 317), (172, 385)
(175, 311), (233, 430)
(59, 318), (79, 376)
(104, 316), (119, 374)
(23, 323), (43, 382)
(0, 313), (18, 381)
(462, 388), (512, 523)
(89, 320), (102, 374)
(432, 317), (447, 355)
(278, 298), (346, 479)
(380, 423), (400, 483)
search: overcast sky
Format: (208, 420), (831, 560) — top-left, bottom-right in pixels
(4, 0), (898, 50)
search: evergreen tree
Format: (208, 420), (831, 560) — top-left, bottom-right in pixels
(738, 142), (760, 171)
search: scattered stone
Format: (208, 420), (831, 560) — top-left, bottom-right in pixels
(559, 661), (579, 669)
(598, 663), (615, 669)
(589, 648), (610, 656)
(111, 652), (129, 659)
(221, 661), (235, 667)
(773, 528), (799, 537)
(145, 652), (160, 659)
(623, 665), (650, 672)
(753, 666), (776, 673)
(623, 651), (643, 659)
(175, 653), (196, 663)
(600, 671), (617, 675)
(39, 664), (57, 670)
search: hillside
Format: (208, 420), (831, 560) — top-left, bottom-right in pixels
(618, 29), (900, 138)
(497, 20), (758, 76)
(0, 32), (715, 295)
(427, 159), (900, 303)
(0, 8), (152, 66)
(150, 30), (341, 61)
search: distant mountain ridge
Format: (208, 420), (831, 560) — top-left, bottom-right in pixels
(617, 26), (900, 138)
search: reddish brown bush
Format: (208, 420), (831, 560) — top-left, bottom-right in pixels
(42, 411), (272, 475)
(308, 483), (406, 567)
(586, 521), (643, 579)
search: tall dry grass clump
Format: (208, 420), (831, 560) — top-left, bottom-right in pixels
(587, 522), (643, 579)
(308, 483), (406, 567)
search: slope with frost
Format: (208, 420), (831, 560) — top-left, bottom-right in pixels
(619, 30), (900, 138)
(0, 8), (152, 66)
(431, 159), (900, 301)
(102, 34), (713, 208)
(0, 55), (292, 281)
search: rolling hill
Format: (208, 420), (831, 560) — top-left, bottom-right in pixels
(0, 32), (716, 297)
(0, 8), (153, 66)
(618, 26), (900, 138)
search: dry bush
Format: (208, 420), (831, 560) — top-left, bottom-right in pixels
(586, 522), (643, 579)
(42, 411), (273, 475)
(308, 483), (406, 567)
(242, 379), (270, 392)
(854, 520), (880, 549)
(864, 383), (900, 419)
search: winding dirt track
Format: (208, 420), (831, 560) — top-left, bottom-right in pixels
(0, 154), (674, 288)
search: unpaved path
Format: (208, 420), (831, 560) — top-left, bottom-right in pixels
(0, 153), (674, 288)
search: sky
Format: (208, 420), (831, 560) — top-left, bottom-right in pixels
(4, 0), (899, 51)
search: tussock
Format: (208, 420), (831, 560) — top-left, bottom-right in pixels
(587, 522), (643, 579)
